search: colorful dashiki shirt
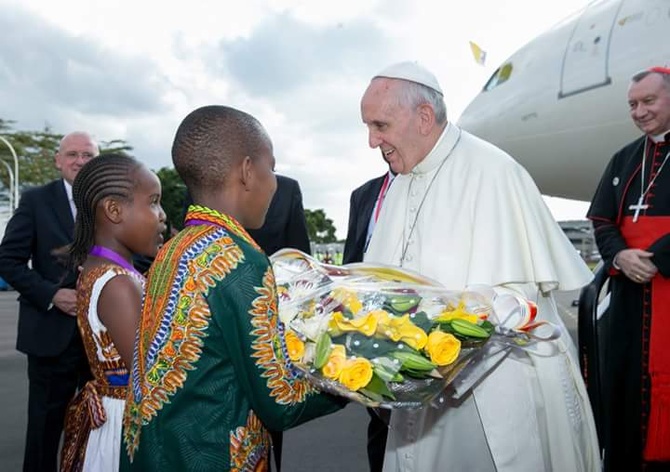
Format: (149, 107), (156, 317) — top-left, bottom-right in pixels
(61, 264), (143, 472)
(121, 206), (344, 471)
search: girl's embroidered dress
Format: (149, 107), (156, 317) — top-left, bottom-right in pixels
(61, 264), (144, 472)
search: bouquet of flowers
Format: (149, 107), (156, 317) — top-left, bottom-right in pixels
(272, 249), (554, 408)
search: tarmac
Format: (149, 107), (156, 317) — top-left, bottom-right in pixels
(0, 290), (580, 471)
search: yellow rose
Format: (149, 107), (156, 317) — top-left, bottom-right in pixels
(338, 357), (374, 391)
(321, 344), (347, 379)
(284, 331), (305, 362)
(328, 311), (378, 337)
(376, 313), (428, 350)
(425, 331), (461, 366)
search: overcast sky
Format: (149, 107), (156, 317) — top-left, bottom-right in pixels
(0, 0), (591, 238)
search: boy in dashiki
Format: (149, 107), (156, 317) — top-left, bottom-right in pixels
(121, 105), (346, 471)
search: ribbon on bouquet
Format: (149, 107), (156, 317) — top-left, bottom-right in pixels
(444, 294), (563, 401)
(493, 294), (562, 348)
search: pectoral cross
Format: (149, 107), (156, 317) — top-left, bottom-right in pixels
(629, 196), (649, 223)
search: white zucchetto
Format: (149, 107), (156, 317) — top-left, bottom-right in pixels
(373, 61), (443, 95)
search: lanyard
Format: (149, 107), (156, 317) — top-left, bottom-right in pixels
(374, 173), (391, 223)
(89, 245), (142, 277)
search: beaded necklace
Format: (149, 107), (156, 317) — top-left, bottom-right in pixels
(185, 205), (260, 251)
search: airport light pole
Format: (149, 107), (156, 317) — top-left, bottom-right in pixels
(0, 160), (15, 212)
(0, 136), (19, 212)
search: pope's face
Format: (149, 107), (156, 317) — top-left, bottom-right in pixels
(361, 78), (426, 175)
(628, 73), (670, 137)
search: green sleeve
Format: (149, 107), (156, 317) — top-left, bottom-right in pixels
(208, 253), (346, 431)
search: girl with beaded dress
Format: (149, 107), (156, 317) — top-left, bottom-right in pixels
(60, 154), (166, 472)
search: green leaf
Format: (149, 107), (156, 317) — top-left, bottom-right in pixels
(409, 311), (434, 332)
(360, 373), (395, 400)
(313, 333), (332, 369)
(383, 294), (421, 315)
(480, 320), (495, 334)
(372, 359), (403, 383)
(332, 332), (403, 358)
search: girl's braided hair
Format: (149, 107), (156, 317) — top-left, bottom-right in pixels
(68, 153), (142, 269)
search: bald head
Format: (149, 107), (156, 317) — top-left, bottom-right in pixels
(55, 131), (99, 184)
(59, 131), (98, 154)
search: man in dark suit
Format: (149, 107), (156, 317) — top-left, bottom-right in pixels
(343, 175), (392, 264)
(247, 174), (311, 256)
(0, 131), (97, 472)
(343, 153), (395, 472)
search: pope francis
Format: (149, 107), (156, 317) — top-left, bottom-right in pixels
(361, 61), (600, 472)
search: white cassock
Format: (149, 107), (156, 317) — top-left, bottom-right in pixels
(365, 123), (601, 472)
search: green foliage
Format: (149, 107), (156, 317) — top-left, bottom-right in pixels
(305, 208), (337, 243)
(0, 125), (63, 188)
(0, 120), (336, 247)
(155, 167), (187, 232)
(0, 121), (132, 189)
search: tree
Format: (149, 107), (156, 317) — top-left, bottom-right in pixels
(0, 121), (133, 189)
(304, 208), (337, 243)
(155, 167), (187, 233)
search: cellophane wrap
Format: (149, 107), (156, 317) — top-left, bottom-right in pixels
(271, 249), (553, 409)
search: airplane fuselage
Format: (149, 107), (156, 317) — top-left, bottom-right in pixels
(457, 0), (670, 202)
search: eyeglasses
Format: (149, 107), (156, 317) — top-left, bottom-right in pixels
(62, 151), (97, 160)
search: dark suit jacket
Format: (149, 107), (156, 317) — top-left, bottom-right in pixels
(182, 175), (311, 257)
(0, 180), (79, 357)
(343, 174), (387, 264)
(248, 175), (311, 256)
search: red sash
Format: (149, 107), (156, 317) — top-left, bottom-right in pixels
(621, 216), (670, 461)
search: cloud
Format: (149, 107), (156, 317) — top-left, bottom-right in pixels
(0, 6), (169, 128)
(0, 0), (593, 240)
(213, 13), (393, 99)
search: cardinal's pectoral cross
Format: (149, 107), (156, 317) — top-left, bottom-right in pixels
(629, 196), (649, 223)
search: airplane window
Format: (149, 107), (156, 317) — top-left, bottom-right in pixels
(483, 63), (514, 91)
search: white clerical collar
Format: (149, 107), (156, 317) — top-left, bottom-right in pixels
(411, 122), (460, 175)
(650, 129), (670, 143)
